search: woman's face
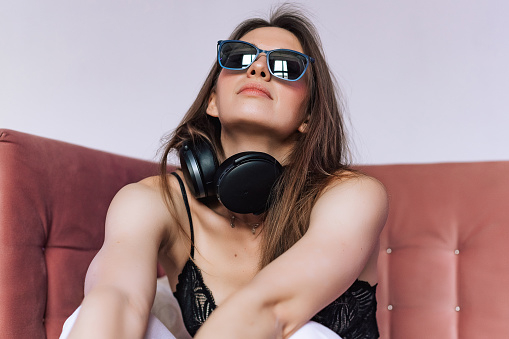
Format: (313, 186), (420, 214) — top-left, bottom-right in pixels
(207, 27), (310, 146)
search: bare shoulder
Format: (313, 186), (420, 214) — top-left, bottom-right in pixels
(104, 174), (183, 240)
(322, 171), (387, 202)
(113, 174), (182, 212)
(310, 171), (388, 234)
(110, 176), (166, 215)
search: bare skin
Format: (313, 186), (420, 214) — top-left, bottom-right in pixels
(68, 27), (388, 339)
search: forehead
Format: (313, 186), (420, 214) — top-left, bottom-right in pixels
(239, 27), (304, 53)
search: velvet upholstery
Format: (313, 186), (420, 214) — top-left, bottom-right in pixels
(359, 162), (509, 339)
(0, 129), (162, 338)
(1, 129), (508, 338)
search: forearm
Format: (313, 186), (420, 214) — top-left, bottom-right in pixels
(194, 286), (287, 339)
(68, 287), (149, 339)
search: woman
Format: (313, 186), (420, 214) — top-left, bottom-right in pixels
(64, 5), (387, 339)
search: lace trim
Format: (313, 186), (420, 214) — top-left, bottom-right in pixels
(175, 260), (378, 338)
(174, 259), (217, 336)
(311, 280), (379, 338)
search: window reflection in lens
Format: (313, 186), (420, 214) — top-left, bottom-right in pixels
(242, 54), (256, 67)
(273, 60), (289, 79)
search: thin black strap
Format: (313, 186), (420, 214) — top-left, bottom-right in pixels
(171, 172), (195, 258)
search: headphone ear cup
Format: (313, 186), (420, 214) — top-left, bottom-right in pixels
(179, 139), (218, 198)
(215, 152), (283, 214)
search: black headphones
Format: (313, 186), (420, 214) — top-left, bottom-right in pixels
(179, 139), (283, 214)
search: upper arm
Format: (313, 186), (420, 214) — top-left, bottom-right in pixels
(251, 175), (388, 335)
(84, 178), (173, 316)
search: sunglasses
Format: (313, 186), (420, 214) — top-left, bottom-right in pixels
(217, 40), (315, 81)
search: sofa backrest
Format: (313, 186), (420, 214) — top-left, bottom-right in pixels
(0, 129), (161, 338)
(360, 162), (509, 338)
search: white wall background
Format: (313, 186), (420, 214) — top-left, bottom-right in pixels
(1, 0), (508, 164)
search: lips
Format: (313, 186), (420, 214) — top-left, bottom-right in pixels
(237, 83), (273, 99)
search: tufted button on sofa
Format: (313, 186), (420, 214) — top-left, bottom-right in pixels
(359, 162), (509, 338)
(1, 129), (508, 338)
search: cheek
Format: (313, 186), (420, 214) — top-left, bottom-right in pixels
(213, 73), (232, 109)
(284, 82), (309, 117)
(216, 69), (241, 93)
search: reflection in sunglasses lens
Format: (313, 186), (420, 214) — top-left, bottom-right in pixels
(219, 41), (309, 81)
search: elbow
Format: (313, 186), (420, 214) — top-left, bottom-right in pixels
(70, 287), (150, 339)
(239, 284), (297, 337)
(244, 284), (317, 338)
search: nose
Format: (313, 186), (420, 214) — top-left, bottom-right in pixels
(246, 54), (271, 81)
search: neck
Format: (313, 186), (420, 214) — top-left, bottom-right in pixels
(231, 211), (265, 225)
(210, 201), (265, 225)
(220, 131), (297, 165)
(229, 212), (265, 235)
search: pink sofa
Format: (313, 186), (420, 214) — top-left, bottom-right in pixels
(1, 129), (508, 338)
(360, 161), (509, 338)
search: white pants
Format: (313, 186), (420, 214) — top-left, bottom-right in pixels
(60, 306), (341, 339)
(59, 306), (181, 339)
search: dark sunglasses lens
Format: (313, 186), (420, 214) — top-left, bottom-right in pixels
(268, 51), (308, 80)
(220, 42), (257, 69)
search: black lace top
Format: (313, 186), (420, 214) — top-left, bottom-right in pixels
(171, 173), (379, 338)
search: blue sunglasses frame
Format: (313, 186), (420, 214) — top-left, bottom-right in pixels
(217, 40), (315, 81)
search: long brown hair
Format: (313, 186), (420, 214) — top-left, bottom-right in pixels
(159, 4), (352, 268)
